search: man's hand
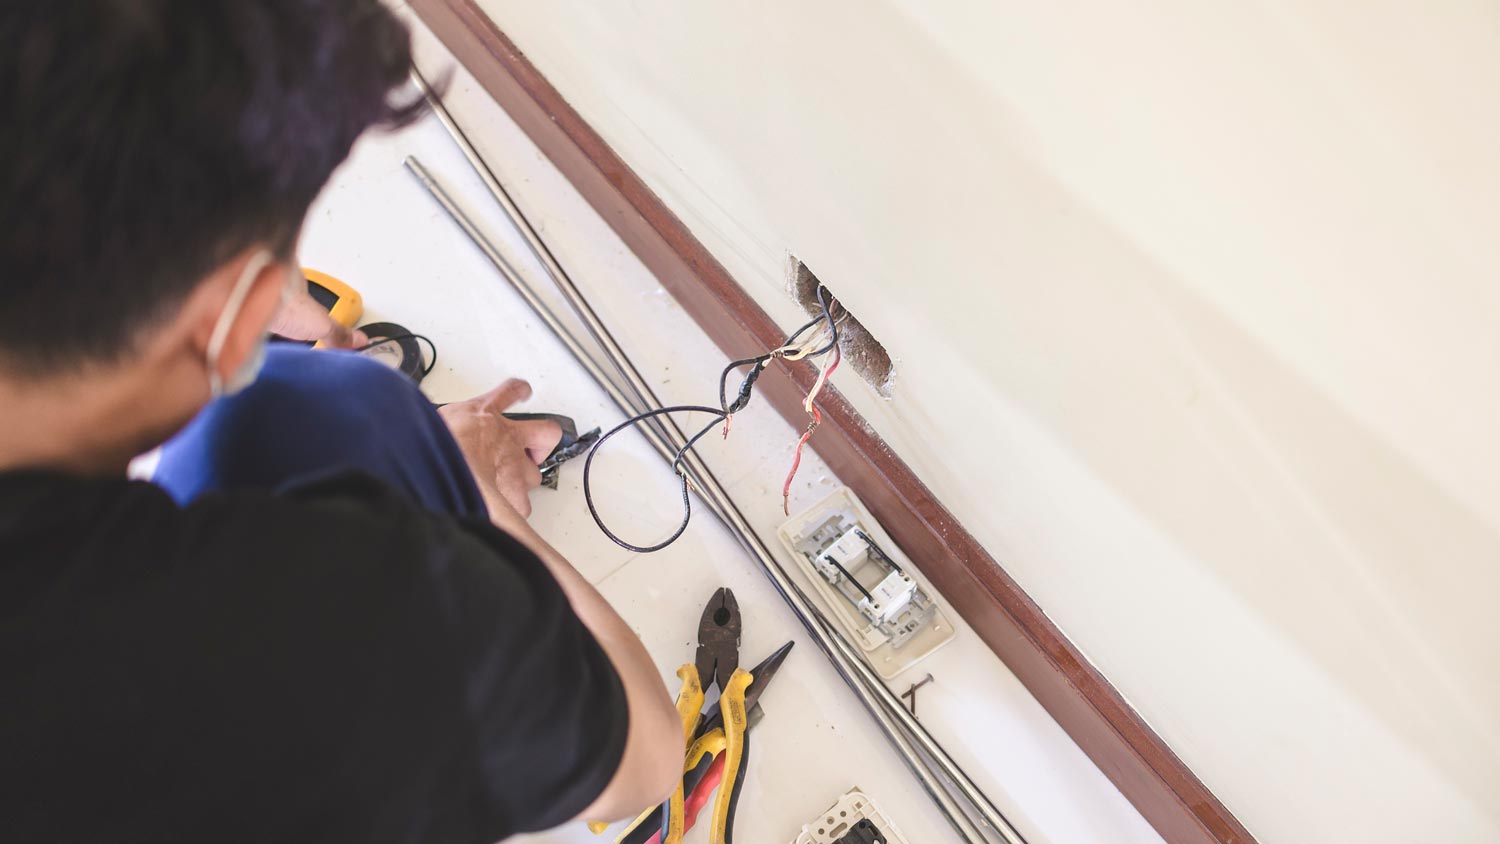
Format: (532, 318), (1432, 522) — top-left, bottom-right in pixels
(270, 283), (368, 349)
(438, 379), (564, 519)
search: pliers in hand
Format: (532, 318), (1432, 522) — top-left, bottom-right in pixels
(500, 412), (601, 489)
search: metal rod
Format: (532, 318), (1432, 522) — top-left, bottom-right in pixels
(404, 158), (661, 448)
(404, 154), (1024, 844)
(418, 92), (1032, 843)
(410, 69), (682, 449)
(409, 78), (1021, 841)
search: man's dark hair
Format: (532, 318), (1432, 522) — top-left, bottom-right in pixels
(1, 1), (425, 375)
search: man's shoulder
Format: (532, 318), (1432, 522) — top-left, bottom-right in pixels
(0, 470), (492, 842)
(1, 467), (525, 628)
(178, 468), (519, 593)
(3, 466), (547, 702)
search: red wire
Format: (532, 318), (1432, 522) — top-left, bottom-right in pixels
(782, 345), (841, 515)
(646, 753), (727, 844)
(782, 408), (819, 516)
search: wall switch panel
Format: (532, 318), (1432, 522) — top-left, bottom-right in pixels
(779, 487), (955, 678)
(791, 788), (910, 844)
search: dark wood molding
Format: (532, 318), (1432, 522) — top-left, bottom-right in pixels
(407, 3), (1256, 843)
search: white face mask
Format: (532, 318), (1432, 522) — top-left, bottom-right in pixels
(204, 250), (296, 398)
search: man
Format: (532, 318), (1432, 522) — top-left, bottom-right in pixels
(0, 2), (682, 841)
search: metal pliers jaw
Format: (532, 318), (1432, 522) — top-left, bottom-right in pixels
(695, 588), (742, 694)
(663, 589), (752, 844)
(608, 589), (761, 844)
(671, 588), (742, 757)
(611, 641), (794, 844)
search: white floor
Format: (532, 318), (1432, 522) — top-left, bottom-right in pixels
(294, 10), (1165, 844)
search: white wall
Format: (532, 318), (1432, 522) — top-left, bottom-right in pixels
(468, 2), (1500, 840)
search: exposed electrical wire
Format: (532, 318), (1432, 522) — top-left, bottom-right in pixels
(782, 342), (840, 515)
(803, 337), (840, 412)
(582, 285), (843, 551)
(582, 403), (723, 553)
(780, 286), (842, 514)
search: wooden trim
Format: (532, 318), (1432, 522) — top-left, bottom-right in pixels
(407, 3), (1256, 843)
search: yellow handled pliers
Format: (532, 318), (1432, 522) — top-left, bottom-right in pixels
(611, 589), (748, 844)
(668, 587), (750, 844)
(610, 640), (794, 844)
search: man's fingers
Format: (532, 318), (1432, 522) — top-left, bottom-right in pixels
(519, 419), (565, 465)
(441, 376), (559, 522)
(511, 494), (533, 519)
(477, 378), (533, 413)
(270, 287), (340, 343)
(268, 287), (369, 349)
(320, 320), (367, 350)
(498, 463), (541, 515)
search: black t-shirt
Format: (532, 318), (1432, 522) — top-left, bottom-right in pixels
(0, 469), (628, 843)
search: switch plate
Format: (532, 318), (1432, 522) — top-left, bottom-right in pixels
(779, 486), (955, 678)
(791, 788), (910, 844)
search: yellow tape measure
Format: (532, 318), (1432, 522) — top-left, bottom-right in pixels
(301, 268), (363, 348)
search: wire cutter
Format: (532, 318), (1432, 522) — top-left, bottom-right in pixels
(618, 640), (794, 844)
(668, 587), (750, 844)
(500, 412), (601, 489)
(610, 589), (761, 844)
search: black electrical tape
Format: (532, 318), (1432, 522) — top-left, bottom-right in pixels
(358, 321), (428, 383)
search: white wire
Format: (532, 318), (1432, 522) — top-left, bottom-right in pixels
(781, 321), (834, 361)
(803, 344), (841, 412)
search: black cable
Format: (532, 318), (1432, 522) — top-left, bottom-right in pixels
(714, 302), (833, 414)
(582, 404), (728, 553)
(783, 314), (825, 348)
(582, 287), (843, 553)
(672, 416), (725, 475)
(806, 285), (840, 357)
(718, 354), (772, 414)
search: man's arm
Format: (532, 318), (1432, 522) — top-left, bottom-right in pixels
(439, 379), (682, 820)
(489, 502), (684, 820)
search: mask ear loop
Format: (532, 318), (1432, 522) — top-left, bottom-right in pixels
(205, 250), (276, 397)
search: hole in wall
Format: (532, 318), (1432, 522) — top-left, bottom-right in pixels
(790, 260), (896, 397)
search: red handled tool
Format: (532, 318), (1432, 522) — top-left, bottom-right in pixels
(646, 754), (725, 844)
(612, 589), (792, 844)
